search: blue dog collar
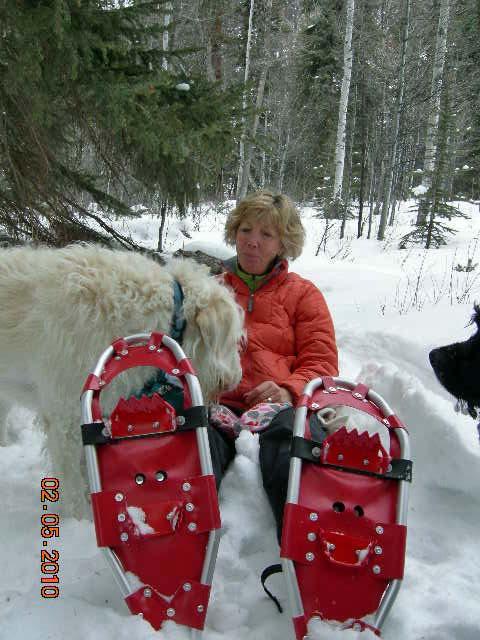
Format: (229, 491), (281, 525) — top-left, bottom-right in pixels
(170, 279), (186, 344)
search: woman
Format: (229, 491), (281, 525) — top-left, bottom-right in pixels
(209, 190), (338, 539)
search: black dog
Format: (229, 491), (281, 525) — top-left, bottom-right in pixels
(429, 304), (480, 419)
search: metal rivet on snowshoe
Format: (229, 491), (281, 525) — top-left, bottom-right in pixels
(353, 392), (363, 399)
(373, 565), (381, 574)
(121, 349), (128, 356)
(120, 532), (129, 542)
(114, 356), (121, 360)
(117, 513), (126, 522)
(115, 493), (124, 502)
(176, 416), (186, 426)
(309, 512), (318, 521)
(148, 344), (156, 351)
(322, 390), (329, 394)
(188, 522), (197, 532)
(337, 454), (344, 461)
(183, 583), (192, 592)
(143, 588), (152, 598)
(172, 368), (180, 375)
(307, 532), (317, 542)
(152, 421), (160, 429)
(328, 386), (336, 392)
(182, 482), (191, 491)
(306, 552), (315, 561)
(327, 543), (336, 552)
(99, 379), (105, 387)
(376, 525), (384, 535)
(382, 418), (390, 426)
(197, 605), (204, 613)
(387, 464), (393, 472)
(186, 503), (194, 512)
(374, 546), (383, 555)
(311, 402), (319, 409)
(363, 459), (370, 466)
(166, 608), (175, 617)
(135, 474), (145, 485)
(127, 424), (134, 432)
(156, 471), (167, 482)
(312, 446), (321, 457)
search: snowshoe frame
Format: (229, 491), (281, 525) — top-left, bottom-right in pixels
(80, 332), (219, 639)
(282, 376), (411, 638)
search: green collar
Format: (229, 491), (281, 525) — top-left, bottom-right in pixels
(235, 261), (269, 292)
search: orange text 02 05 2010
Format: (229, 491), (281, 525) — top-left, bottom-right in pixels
(40, 477), (60, 599)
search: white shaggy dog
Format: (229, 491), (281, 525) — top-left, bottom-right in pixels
(0, 244), (243, 517)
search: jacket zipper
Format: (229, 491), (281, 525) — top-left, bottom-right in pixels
(248, 292), (254, 312)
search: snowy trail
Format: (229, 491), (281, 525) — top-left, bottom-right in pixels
(2, 326), (480, 640)
(3, 200), (480, 639)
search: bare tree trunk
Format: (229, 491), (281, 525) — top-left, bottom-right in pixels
(357, 134), (368, 238)
(206, 37), (215, 82)
(340, 83), (357, 239)
(162, 2), (172, 71)
(367, 156), (375, 239)
(331, 0), (355, 216)
(206, 9), (224, 82)
(416, 0), (451, 226)
(157, 200), (169, 252)
(236, 0), (255, 202)
(260, 111), (268, 187)
(212, 11), (223, 82)
(277, 128), (290, 192)
(377, 0), (411, 240)
(237, 0), (273, 200)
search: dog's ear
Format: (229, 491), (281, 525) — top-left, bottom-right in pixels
(195, 291), (241, 354)
(191, 284), (243, 399)
(472, 303), (480, 330)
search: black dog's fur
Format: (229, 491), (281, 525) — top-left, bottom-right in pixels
(429, 304), (480, 418)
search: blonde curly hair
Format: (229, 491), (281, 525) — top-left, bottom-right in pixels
(224, 190), (305, 260)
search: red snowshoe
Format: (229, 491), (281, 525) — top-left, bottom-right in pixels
(281, 376), (412, 638)
(81, 332), (220, 635)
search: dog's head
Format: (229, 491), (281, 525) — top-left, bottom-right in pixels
(429, 304), (480, 418)
(168, 259), (244, 401)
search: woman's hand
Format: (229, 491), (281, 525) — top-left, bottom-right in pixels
(243, 381), (293, 407)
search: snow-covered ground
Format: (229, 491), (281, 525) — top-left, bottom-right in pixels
(2, 200), (480, 640)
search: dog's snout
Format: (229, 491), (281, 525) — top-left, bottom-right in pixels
(429, 348), (441, 367)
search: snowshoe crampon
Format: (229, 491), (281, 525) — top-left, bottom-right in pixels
(81, 332), (220, 636)
(281, 376), (412, 638)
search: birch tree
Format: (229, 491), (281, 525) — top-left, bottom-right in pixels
(162, 2), (172, 70)
(330, 0), (355, 218)
(237, 0), (274, 200)
(377, 0), (411, 239)
(416, 0), (451, 226)
(236, 0), (255, 202)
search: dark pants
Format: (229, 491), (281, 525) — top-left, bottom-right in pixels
(208, 407), (295, 543)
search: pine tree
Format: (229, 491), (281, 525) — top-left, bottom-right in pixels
(400, 79), (466, 249)
(294, 1), (342, 204)
(0, 0), (241, 245)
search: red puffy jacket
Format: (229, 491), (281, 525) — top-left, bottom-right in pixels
(220, 258), (338, 411)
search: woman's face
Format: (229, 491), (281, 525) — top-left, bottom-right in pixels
(235, 216), (283, 275)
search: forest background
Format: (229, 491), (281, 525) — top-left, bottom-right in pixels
(0, 0), (479, 252)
